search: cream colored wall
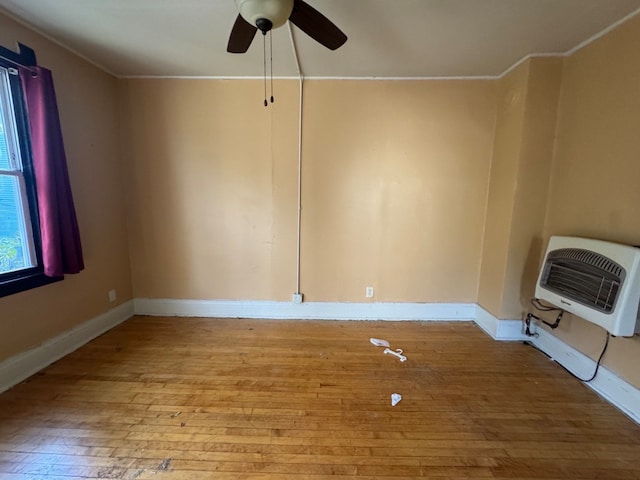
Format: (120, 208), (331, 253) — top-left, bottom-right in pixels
(478, 58), (562, 320)
(300, 81), (495, 301)
(0, 14), (132, 361)
(120, 79), (496, 303)
(542, 15), (640, 387)
(501, 58), (563, 318)
(478, 62), (530, 315)
(119, 79), (300, 300)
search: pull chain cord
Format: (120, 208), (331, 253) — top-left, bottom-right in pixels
(263, 33), (267, 107)
(270, 31), (274, 103)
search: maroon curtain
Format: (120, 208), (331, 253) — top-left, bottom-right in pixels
(19, 66), (84, 277)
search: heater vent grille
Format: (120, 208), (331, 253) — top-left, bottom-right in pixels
(541, 248), (625, 314)
(535, 236), (640, 336)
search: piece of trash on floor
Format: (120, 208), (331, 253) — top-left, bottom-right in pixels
(170, 411), (182, 418)
(391, 393), (402, 406)
(370, 337), (390, 347)
(383, 347), (407, 362)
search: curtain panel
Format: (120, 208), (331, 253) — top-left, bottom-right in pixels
(19, 66), (84, 277)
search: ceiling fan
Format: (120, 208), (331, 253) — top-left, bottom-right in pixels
(227, 0), (348, 53)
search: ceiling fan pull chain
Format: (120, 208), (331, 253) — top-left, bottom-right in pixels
(270, 31), (274, 103)
(263, 33), (268, 107)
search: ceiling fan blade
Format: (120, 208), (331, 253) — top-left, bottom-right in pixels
(227, 14), (258, 53)
(289, 0), (347, 50)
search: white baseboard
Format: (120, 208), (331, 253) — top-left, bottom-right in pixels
(134, 298), (477, 321)
(0, 300), (135, 394)
(474, 305), (527, 340)
(531, 327), (640, 424)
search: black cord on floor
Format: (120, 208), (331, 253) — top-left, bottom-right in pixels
(524, 331), (610, 383)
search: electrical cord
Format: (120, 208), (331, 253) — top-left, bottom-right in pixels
(525, 297), (610, 382)
(530, 298), (563, 312)
(525, 310), (563, 331)
(528, 298), (564, 329)
(524, 331), (610, 383)
(524, 297), (609, 382)
(524, 313), (539, 337)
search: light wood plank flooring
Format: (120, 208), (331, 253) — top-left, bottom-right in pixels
(0, 316), (639, 479)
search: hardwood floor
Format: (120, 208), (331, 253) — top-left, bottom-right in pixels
(0, 316), (638, 479)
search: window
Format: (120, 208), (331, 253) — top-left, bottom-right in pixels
(0, 65), (36, 272)
(0, 60), (59, 297)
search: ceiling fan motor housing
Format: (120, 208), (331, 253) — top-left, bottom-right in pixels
(235, 0), (294, 31)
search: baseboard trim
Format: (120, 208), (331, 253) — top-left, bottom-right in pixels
(133, 298), (477, 321)
(0, 300), (135, 394)
(474, 305), (527, 341)
(531, 327), (640, 424)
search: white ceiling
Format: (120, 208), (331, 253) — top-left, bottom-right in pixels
(0, 0), (639, 78)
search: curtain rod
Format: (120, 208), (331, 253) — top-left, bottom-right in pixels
(0, 42), (37, 68)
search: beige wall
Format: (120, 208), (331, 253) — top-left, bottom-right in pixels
(0, 14), (132, 361)
(119, 79), (300, 300)
(503, 58), (562, 317)
(478, 58), (562, 319)
(300, 81), (495, 302)
(541, 15), (640, 386)
(477, 21), (640, 388)
(119, 79), (496, 303)
(478, 61), (530, 315)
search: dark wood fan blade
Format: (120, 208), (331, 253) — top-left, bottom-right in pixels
(227, 14), (258, 53)
(289, 0), (347, 50)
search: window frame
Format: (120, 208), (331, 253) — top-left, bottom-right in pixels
(0, 55), (61, 298)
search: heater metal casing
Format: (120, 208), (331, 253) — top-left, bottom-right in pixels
(535, 236), (640, 336)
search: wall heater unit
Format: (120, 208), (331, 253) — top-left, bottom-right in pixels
(535, 236), (640, 336)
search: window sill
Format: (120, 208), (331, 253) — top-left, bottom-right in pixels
(0, 270), (62, 299)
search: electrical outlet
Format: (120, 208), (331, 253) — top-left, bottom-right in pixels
(292, 293), (303, 304)
(108, 289), (117, 303)
(365, 286), (374, 298)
